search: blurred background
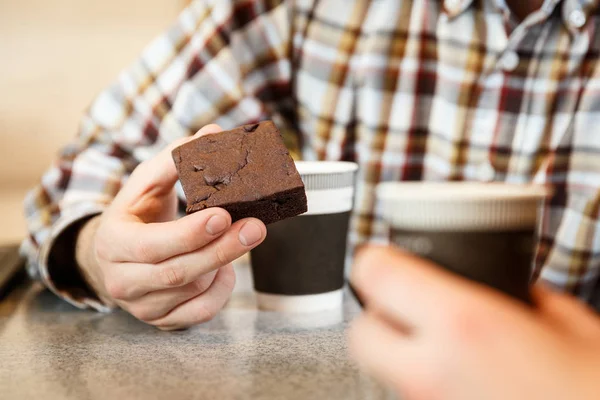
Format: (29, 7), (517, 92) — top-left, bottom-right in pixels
(0, 0), (189, 243)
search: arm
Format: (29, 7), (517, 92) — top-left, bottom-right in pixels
(21, 0), (292, 313)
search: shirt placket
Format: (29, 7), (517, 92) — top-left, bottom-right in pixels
(466, 0), (566, 184)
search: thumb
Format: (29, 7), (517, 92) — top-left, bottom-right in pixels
(113, 124), (223, 210)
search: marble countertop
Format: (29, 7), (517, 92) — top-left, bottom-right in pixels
(0, 263), (395, 400)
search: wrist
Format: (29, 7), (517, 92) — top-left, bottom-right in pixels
(75, 215), (115, 306)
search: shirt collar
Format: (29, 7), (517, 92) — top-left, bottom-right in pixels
(443, 0), (599, 33)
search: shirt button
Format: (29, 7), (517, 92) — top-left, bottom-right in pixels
(445, 0), (461, 12)
(569, 9), (586, 28)
(500, 51), (519, 72)
(476, 162), (496, 182)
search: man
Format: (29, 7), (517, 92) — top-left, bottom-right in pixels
(22, 0), (600, 397)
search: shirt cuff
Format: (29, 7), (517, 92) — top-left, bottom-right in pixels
(37, 203), (114, 313)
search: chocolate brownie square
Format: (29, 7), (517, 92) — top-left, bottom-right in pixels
(172, 121), (307, 225)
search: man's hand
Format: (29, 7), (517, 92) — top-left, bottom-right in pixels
(349, 246), (600, 400)
(75, 124), (267, 330)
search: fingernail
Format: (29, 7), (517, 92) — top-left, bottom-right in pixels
(239, 221), (263, 246)
(206, 215), (228, 235)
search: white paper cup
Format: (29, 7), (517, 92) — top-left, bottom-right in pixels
(251, 161), (358, 312)
(377, 182), (550, 303)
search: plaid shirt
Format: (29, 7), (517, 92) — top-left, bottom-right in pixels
(22, 0), (600, 310)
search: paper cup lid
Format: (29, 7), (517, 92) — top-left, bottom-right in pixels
(377, 182), (551, 231)
(378, 182), (549, 202)
(295, 161), (358, 175)
(295, 161), (358, 191)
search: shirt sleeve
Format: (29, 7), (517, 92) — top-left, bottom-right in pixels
(21, 0), (293, 311)
(532, 103), (600, 303)
(534, 188), (600, 303)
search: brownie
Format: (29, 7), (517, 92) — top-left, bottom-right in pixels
(172, 121), (307, 225)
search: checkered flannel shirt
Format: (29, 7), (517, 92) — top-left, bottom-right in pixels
(22, 0), (600, 310)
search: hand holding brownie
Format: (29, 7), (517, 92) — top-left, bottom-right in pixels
(75, 124), (267, 330)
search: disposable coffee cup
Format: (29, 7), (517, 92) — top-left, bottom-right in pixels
(250, 161), (358, 312)
(377, 182), (550, 303)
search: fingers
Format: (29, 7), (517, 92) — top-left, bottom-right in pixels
(113, 124), (223, 210)
(101, 207), (232, 263)
(151, 263), (236, 330)
(351, 246), (468, 332)
(124, 270), (218, 322)
(108, 218), (266, 299)
(349, 312), (431, 400)
(351, 245), (521, 333)
(532, 286), (600, 337)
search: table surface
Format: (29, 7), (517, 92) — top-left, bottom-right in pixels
(0, 263), (395, 400)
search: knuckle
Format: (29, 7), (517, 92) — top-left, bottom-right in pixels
(128, 304), (156, 323)
(193, 278), (208, 292)
(195, 302), (218, 324)
(213, 243), (230, 267)
(157, 265), (187, 287)
(192, 273), (215, 293)
(132, 240), (159, 263)
(104, 276), (128, 300)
